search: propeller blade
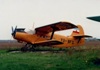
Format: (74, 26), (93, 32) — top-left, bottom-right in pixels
(11, 26), (14, 33)
(11, 26), (17, 37)
(15, 26), (17, 29)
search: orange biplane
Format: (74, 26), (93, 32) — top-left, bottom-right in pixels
(11, 21), (91, 51)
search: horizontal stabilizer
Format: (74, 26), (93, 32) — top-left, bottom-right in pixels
(73, 35), (92, 38)
(73, 35), (92, 43)
(32, 40), (63, 46)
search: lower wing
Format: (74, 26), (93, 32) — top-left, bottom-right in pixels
(32, 40), (63, 46)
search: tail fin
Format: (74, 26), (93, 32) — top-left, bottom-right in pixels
(71, 25), (92, 37)
(71, 25), (84, 36)
(71, 25), (92, 43)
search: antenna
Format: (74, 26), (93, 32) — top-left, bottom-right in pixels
(31, 22), (35, 30)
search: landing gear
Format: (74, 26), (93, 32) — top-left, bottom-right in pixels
(21, 43), (36, 52)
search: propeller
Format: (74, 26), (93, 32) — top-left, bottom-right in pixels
(11, 26), (17, 38)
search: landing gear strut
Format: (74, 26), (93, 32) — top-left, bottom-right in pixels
(21, 43), (36, 52)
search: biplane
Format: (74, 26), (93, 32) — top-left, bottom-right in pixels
(11, 21), (91, 51)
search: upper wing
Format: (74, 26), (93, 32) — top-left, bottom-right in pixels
(35, 21), (77, 35)
(32, 40), (63, 46)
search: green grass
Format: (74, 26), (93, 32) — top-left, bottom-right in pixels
(0, 48), (100, 70)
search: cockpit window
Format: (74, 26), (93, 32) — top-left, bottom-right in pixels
(25, 29), (36, 34)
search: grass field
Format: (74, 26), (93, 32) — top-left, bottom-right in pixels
(0, 46), (100, 70)
(0, 40), (100, 70)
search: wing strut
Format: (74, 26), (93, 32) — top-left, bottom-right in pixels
(50, 25), (58, 40)
(50, 28), (55, 40)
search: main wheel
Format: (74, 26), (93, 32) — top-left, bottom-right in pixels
(21, 44), (29, 52)
(29, 45), (36, 51)
(21, 46), (28, 52)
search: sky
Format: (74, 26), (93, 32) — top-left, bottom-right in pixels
(0, 0), (100, 40)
